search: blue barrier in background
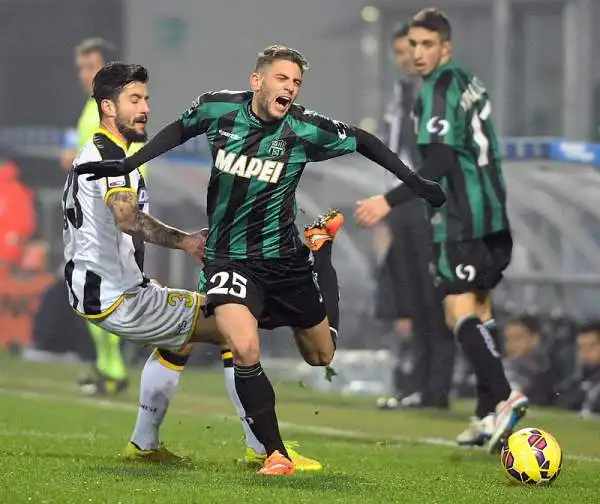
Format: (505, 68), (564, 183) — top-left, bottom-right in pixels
(0, 126), (598, 166)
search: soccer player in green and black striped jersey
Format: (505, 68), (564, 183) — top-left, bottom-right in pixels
(75, 44), (445, 474)
(355, 8), (528, 454)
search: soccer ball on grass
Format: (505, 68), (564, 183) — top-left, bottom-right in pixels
(500, 427), (562, 485)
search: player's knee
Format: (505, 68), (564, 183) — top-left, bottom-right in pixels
(232, 338), (261, 365)
(303, 346), (334, 367)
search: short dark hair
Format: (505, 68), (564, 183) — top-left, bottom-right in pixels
(410, 7), (452, 42)
(255, 45), (309, 74)
(506, 314), (540, 335)
(579, 320), (600, 339)
(92, 62), (148, 117)
(391, 23), (410, 41)
(75, 37), (117, 63)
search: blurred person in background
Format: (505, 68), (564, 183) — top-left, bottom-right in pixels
(61, 38), (136, 396)
(555, 321), (600, 417)
(61, 38), (117, 171)
(355, 8), (528, 453)
(0, 153), (35, 278)
(374, 23), (453, 411)
(502, 314), (554, 406)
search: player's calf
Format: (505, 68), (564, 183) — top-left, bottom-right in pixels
(305, 209), (343, 348)
(213, 303), (290, 464)
(130, 347), (191, 453)
(293, 318), (335, 366)
(446, 292), (513, 422)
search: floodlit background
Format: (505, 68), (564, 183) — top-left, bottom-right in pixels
(2, 0), (600, 410)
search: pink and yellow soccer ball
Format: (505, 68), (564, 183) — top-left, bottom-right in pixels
(500, 427), (563, 485)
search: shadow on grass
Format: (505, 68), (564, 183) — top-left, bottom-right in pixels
(242, 470), (370, 495)
(91, 455), (371, 496)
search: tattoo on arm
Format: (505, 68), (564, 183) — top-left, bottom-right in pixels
(106, 190), (188, 249)
(132, 212), (188, 249)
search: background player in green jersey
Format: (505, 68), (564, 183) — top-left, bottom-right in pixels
(355, 8), (528, 453)
(76, 44), (445, 475)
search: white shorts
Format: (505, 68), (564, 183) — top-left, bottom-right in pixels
(95, 283), (203, 351)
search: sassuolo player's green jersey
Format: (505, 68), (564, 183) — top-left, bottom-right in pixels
(181, 90), (357, 260)
(415, 60), (509, 243)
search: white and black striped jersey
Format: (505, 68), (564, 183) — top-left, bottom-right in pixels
(62, 129), (150, 319)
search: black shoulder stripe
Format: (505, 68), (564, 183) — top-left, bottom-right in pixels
(200, 90), (252, 104)
(290, 105), (347, 136)
(93, 133), (126, 160)
(431, 69), (455, 119)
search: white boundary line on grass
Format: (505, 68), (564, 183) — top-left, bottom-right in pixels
(0, 429), (105, 440)
(1, 387), (599, 464)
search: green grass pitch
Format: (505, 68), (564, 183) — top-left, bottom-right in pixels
(1, 352), (599, 503)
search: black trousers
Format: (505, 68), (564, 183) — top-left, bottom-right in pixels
(376, 199), (455, 407)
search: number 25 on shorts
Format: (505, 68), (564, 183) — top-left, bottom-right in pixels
(206, 272), (247, 299)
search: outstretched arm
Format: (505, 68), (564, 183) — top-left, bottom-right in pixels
(75, 92), (213, 179)
(354, 128), (446, 207)
(126, 120), (188, 170)
(105, 189), (205, 261)
(294, 107), (445, 207)
(75, 120), (188, 180)
(383, 143), (453, 207)
(354, 143), (452, 227)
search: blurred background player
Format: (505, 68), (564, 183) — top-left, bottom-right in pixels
(373, 22), (454, 411)
(502, 314), (554, 406)
(355, 8), (528, 453)
(60, 38), (147, 396)
(0, 151), (35, 280)
(555, 321), (600, 417)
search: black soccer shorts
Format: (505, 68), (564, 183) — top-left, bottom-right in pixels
(199, 246), (326, 330)
(431, 229), (513, 297)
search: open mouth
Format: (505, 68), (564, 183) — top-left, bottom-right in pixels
(274, 96), (291, 111)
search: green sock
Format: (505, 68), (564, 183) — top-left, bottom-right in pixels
(87, 321), (111, 377)
(87, 322), (127, 380)
(105, 332), (128, 381)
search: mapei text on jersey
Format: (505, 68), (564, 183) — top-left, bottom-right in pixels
(214, 148), (284, 184)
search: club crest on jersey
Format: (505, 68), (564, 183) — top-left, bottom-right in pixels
(214, 148), (284, 183)
(267, 139), (286, 157)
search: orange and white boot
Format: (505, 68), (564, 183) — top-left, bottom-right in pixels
(304, 209), (344, 252)
(257, 450), (295, 476)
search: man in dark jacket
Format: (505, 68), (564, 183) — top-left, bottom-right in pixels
(556, 321), (600, 417)
(373, 24), (453, 410)
(503, 315), (554, 406)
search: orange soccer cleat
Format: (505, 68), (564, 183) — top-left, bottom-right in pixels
(303, 209), (344, 252)
(257, 450), (295, 476)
